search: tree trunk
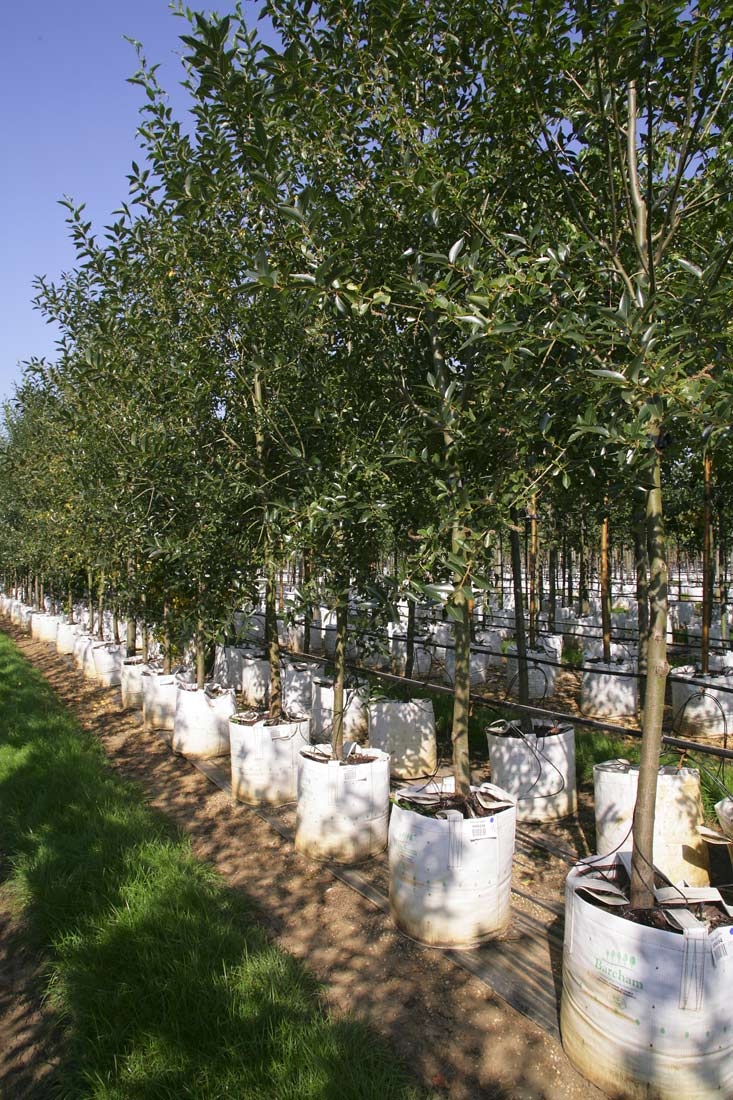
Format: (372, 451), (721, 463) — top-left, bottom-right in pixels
(634, 499), (650, 711)
(332, 596), (348, 761)
(600, 510), (612, 663)
(630, 447), (668, 910)
(548, 545), (557, 633)
(528, 496), (538, 649)
(510, 506), (533, 733)
(196, 617), (206, 691)
(701, 451), (713, 674)
(451, 585), (473, 799)
(405, 597), (416, 680)
(266, 563), (282, 720)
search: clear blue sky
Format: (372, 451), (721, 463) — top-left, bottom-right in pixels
(1, 1), (277, 405)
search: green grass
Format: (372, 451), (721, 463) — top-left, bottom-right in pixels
(0, 633), (424, 1100)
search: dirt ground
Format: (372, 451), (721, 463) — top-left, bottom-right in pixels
(0, 625), (609, 1100)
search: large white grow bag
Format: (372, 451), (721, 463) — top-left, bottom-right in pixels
(295, 743), (390, 863)
(505, 646), (557, 700)
(473, 629), (504, 668)
(73, 632), (94, 671)
(120, 656), (145, 709)
(240, 654), (270, 708)
(92, 643), (123, 687)
(142, 669), (178, 731)
(212, 645), (248, 690)
(389, 778), (517, 947)
(31, 612), (60, 644)
(230, 713), (310, 805)
(282, 661), (314, 714)
(172, 684), (236, 757)
(486, 720), (577, 822)
(561, 852), (733, 1100)
(593, 760), (709, 886)
(311, 679), (368, 744)
(671, 666), (733, 737)
(367, 698), (437, 779)
(55, 621), (80, 656)
(580, 660), (638, 717)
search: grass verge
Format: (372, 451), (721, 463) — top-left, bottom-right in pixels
(0, 632), (424, 1100)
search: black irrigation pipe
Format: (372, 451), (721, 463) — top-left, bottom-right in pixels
(282, 647), (733, 764)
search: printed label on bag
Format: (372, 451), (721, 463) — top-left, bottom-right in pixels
(711, 926), (732, 964)
(594, 949), (643, 993)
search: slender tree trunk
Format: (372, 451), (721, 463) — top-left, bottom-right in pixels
(67, 583), (74, 624)
(163, 600), (172, 675)
(265, 563), (282, 720)
(631, 447), (668, 910)
(634, 500), (650, 711)
(332, 595), (348, 761)
(405, 597), (416, 679)
(195, 616), (206, 691)
(302, 552), (312, 655)
(97, 573), (105, 640)
(126, 615), (136, 658)
(87, 568), (94, 636)
(701, 451), (713, 674)
(451, 582), (473, 798)
(548, 545), (557, 634)
(600, 509), (612, 663)
(529, 495), (538, 649)
(510, 506), (532, 733)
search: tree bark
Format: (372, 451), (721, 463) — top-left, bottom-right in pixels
(630, 447), (668, 910)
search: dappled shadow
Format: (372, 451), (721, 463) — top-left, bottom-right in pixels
(1, 620), (609, 1100)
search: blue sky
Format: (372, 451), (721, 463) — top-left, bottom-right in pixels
(2, 1), (276, 406)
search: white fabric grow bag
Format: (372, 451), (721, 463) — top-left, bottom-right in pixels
(671, 666), (733, 737)
(561, 852), (733, 1100)
(505, 646), (557, 700)
(142, 669), (178, 731)
(367, 698), (437, 779)
(486, 720), (577, 822)
(295, 743), (390, 863)
(311, 679), (368, 744)
(55, 621), (80, 655)
(593, 760), (709, 886)
(240, 654), (270, 708)
(172, 684), (236, 757)
(120, 656), (145, 709)
(230, 713), (310, 805)
(580, 660), (638, 717)
(92, 643), (123, 687)
(388, 778), (516, 947)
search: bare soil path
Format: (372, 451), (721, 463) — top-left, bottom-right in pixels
(0, 626), (607, 1100)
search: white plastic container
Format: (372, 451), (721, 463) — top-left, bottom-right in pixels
(295, 743), (390, 863)
(486, 720), (577, 822)
(120, 656), (145, 710)
(172, 684), (236, 757)
(92, 643), (123, 687)
(367, 698), (437, 779)
(212, 645), (249, 690)
(505, 646), (557, 700)
(55, 621), (80, 655)
(282, 661), (314, 714)
(593, 760), (709, 886)
(240, 654), (270, 708)
(670, 667), (733, 736)
(230, 713), (310, 804)
(142, 669), (178, 731)
(31, 612), (60, 644)
(388, 778), (517, 947)
(561, 852), (733, 1099)
(580, 660), (638, 717)
(311, 678), (369, 744)
(73, 633), (94, 671)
